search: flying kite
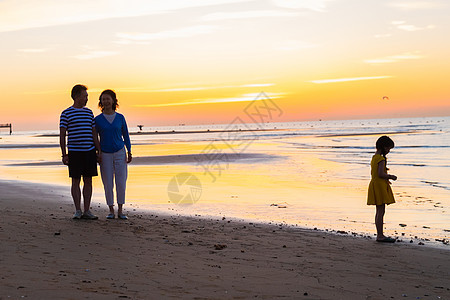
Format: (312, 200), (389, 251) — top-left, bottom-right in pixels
(382, 96), (389, 100)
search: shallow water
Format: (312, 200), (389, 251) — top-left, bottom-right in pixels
(1, 116), (449, 248)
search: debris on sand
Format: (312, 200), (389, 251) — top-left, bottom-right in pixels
(214, 244), (227, 250)
(270, 202), (290, 208)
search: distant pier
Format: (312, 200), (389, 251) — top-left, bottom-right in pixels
(0, 123), (12, 135)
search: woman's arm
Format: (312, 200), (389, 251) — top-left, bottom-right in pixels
(121, 115), (132, 163)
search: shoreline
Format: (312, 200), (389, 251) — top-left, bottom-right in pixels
(1, 179), (449, 299)
(5, 115), (448, 137)
(1, 174), (448, 249)
(34, 127), (287, 138)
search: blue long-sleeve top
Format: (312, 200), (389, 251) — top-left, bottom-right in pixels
(94, 113), (131, 153)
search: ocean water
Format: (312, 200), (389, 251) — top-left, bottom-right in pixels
(0, 116), (449, 247)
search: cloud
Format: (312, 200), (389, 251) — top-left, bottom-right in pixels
(275, 40), (317, 51)
(134, 92), (283, 107)
(397, 24), (424, 31)
(241, 83), (274, 88)
(0, 0), (251, 32)
(17, 48), (50, 53)
(22, 89), (66, 95)
(23, 87), (107, 95)
(390, 21), (435, 32)
(309, 76), (392, 84)
(374, 33), (392, 38)
(364, 52), (423, 64)
(375, 21), (433, 39)
(116, 25), (216, 43)
(388, 1), (443, 10)
(118, 83), (275, 93)
(271, 0), (333, 12)
(200, 10), (300, 21)
(24, 83), (275, 95)
(72, 51), (119, 60)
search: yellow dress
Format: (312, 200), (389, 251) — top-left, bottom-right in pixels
(367, 154), (395, 205)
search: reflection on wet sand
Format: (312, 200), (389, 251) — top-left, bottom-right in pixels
(7, 153), (283, 167)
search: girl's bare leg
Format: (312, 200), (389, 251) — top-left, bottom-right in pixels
(375, 204), (386, 240)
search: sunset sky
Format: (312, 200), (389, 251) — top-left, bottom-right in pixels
(0, 0), (449, 131)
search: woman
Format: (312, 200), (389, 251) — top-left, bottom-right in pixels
(95, 89), (132, 219)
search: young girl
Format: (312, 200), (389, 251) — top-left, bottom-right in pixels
(367, 136), (398, 243)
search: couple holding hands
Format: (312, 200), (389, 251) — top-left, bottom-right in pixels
(59, 84), (131, 220)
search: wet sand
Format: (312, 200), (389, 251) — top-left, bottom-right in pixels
(6, 153), (283, 167)
(1, 180), (449, 299)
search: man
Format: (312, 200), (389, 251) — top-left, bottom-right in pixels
(60, 84), (102, 219)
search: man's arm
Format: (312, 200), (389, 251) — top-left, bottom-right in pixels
(59, 127), (69, 165)
(92, 127), (102, 163)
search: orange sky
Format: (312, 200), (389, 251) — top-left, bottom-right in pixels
(0, 0), (449, 131)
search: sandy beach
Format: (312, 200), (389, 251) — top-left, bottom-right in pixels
(1, 117), (449, 247)
(1, 180), (449, 300)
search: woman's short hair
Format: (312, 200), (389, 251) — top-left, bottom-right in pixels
(98, 89), (119, 111)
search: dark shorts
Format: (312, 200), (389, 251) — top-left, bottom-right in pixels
(68, 149), (98, 179)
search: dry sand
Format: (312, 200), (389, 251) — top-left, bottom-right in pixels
(1, 180), (449, 300)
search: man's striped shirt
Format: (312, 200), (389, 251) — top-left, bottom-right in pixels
(60, 106), (95, 151)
